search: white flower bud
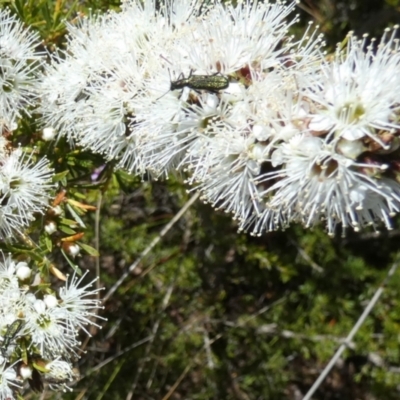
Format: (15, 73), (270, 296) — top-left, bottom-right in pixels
(16, 262), (32, 280)
(65, 243), (80, 258)
(336, 138), (366, 159)
(44, 294), (58, 309)
(26, 293), (37, 304)
(253, 124), (269, 141)
(20, 364), (33, 380)
(45, 221), (57, 235)
(52, 206), (63, 216)
(42, 127), (56, 141)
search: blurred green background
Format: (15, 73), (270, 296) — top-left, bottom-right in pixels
(3, 0), (400, 399)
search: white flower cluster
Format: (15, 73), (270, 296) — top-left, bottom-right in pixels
(0, 9), (55, 240)
(0, 9), (43, 134)
(0, 254), (103, 397)
(38, 0), (400, 235)
(0, 146), (54, 239)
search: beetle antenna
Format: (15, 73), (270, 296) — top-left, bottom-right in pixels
(160, 54), (173, 66)
(154, 67), (172, 102)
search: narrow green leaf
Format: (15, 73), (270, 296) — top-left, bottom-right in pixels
(66, 203), (87, 228)
(61, 249), (82, 275)
(59, 218), (79, 227)
(52, 170), (69, 182)
(33, 362), (48, 373)
(44, 235), (52, 252)
(80, 243), (99, 257)
(58, 225), (77, 235)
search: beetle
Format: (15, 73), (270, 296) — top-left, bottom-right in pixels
(156, 70), (230, 101)
(1, 319), (24, 357)
(170, 71), (230, 92)
(156, 54), (230, 99)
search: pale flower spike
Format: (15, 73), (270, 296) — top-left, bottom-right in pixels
(0, 9), (55, 242)
(0, 147), (54, 240)
(37, 1), (400, 235)
(0, 8), (43, 134)
(0, 252), (103, 398)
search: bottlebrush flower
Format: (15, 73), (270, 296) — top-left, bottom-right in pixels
(37, 0), (400, 234)
(0, 148), (54, 239)
(0, 252), (104, 395)
(0, 8), (43, 134)
(253, 28), (400, 235)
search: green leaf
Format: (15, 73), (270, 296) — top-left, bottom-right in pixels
(58, 225), (77, 235)
(13, 0), (25, 19)
(40, 2), (51, 25)
(33, 362), (48, 373)
(22, 251), (44, 263)
(59, 218), (79, 227)
(80, 243), (99, 257)
(42, 235), (52, 252)
(45, 236), (52, 252)
(52, 170), (70, 182)
(66, 203), (87, 228)
(61, 249), (82, 275)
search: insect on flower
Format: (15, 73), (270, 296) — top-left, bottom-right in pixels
(157, 55), (230, 100)
(170, 71), (230, 92)
(1, 319), (24, 357)
(156, 71), (230, 101)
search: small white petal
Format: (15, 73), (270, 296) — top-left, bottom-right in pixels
(308, 114), (334, 132)
(33, 299), (46, 314)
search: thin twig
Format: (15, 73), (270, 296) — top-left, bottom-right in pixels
(303, 260), (400, 400)
(103, 192), (200, 302)
(95, 192), (102, 291)
(160, 330), (223, 400)
(289, 238), (323, 273)
(161, 363), (193, 400)
(84, 336), (153, 375)
(203, 329), (214, 369)
(126, 282), (175, 400)
(256, 324), (355, 347)
(220, 297), (288, 329)
(160, 296), (287, 399)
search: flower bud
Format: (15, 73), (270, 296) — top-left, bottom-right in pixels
(44, 294), (58, 309)
(19, 364), (33, 380)
(16, 262), (32, 280)
(45, 221), (57, 235)
(42, 127), (56, 141)
(62, 242), (80, 258)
